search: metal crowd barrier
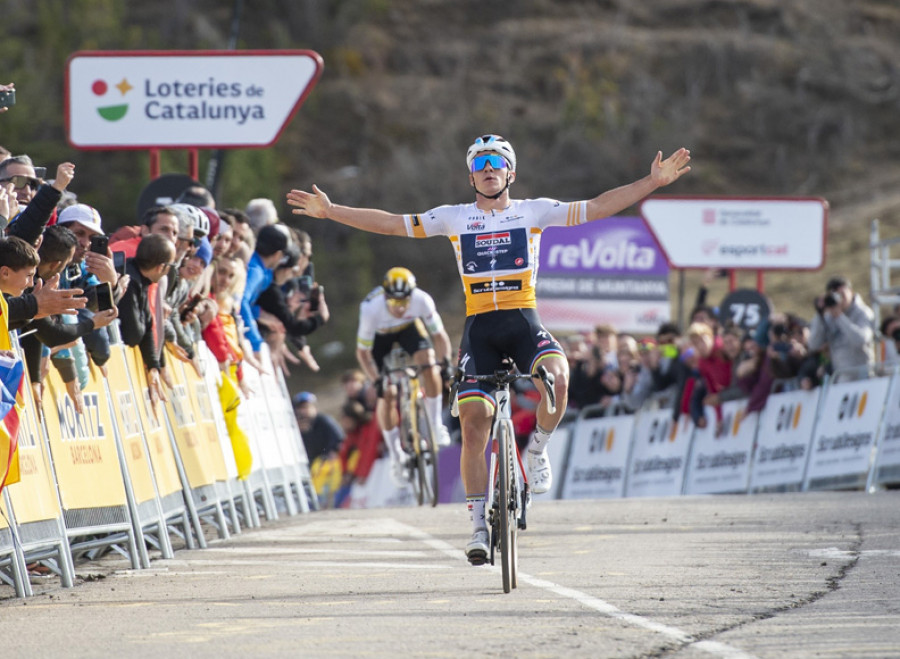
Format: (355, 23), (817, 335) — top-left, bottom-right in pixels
(0, 331), (314, 599)
(553, 362), (900, 501)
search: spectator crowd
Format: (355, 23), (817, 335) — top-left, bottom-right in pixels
(0, 122), (332, 498)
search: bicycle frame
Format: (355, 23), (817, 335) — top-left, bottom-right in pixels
(383, 348), (440, 507)
(450, 364), (556, 593)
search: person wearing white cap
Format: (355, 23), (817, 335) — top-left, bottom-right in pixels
(56, 203), (124, 369)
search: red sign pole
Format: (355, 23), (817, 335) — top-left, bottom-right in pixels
(149, 149), (160, 180)
(188, 149), (199, 181)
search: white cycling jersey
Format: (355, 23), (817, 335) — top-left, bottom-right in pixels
(403, 198), (587, 316)
(356, 286), (444, 350)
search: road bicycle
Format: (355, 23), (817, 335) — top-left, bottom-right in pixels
(383, 348), (440, 507)
(450, 363), (556, 593)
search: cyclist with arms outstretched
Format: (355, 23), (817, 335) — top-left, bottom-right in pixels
(356, 266), (453, 487)
(287, 135), (691, 563)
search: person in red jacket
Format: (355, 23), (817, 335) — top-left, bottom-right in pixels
(687, 321), (733, 432)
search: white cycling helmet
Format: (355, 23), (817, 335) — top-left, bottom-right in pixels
(170, 203), (209, 238)
(466, 134), (517, 172)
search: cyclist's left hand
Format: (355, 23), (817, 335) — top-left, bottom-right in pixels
(440, 357), (455, 386)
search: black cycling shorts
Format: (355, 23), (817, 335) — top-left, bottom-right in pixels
(372, 319), (433, 398)
(456, 308), (565, 407)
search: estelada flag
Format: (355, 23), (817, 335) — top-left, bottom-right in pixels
(0, 294), (25, 494)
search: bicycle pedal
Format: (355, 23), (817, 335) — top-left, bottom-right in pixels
(467, 551), (488, 566)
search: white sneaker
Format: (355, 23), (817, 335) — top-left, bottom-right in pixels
(465, 527), (489, 565)
(527, 448), (553, 494)
(390, 459), (408, 488)
(436, 425), (452, 447)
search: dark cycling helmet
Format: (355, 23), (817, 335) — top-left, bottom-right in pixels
(466, 134), (517, 172)
(383, 267), (417, 299)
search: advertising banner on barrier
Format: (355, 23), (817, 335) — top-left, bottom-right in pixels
(5, 368), (63, 523)
(163, 371), (218, 490)
(196, 345), (240, 480)
(125, 348), (183, 497)
(750, 388), (820, 491)
(535, 216), (670, 334)
(257, 353), (305, 469)
(105, 349), (157, 504)
(238, 363), (286, 469)
(561, 414), (634, 499)
(805, 377), (891, 490)
(41, 364), (127, 510)
(683, 403), (757, 494)
(625, 409), (693, 498)
(870, 375), (900, 485)
(173, 357), (229, 482)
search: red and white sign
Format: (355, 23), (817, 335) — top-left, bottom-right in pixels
(640, 196), (828, 270)
(66, 50), (323, 150)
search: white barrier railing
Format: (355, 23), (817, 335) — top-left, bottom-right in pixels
(556, 366), (900, 498)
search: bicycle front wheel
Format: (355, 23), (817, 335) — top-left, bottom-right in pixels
(498, 421), (515, 593)
(414, 398), (440, 507)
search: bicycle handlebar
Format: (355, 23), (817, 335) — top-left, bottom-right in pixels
(382, 362), (439, 382)
(449, 365), (556, 417)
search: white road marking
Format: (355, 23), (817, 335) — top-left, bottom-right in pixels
(806, 547), (894, 560)
(398, 522), (759, 659)
(200, 546), (429, 558)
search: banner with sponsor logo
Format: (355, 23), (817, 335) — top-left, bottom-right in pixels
(561, 414), (634, 499)
(683, 403), (757, 494)
(870, 374), (900, 485)
(104, 348), (157, 504)
(804, 377), (891, 490)
(5, 366), (63, 524)
(163, 361), (218, 490)
(640, 196), (827, 270)
(750, 388), (820, 491)
(125, 347), (183, 497)
(625, 409), (693, 497)
(66, 50), (323, 149)
(40, 362), (127, 510)
(536, 216), (670, 334)
(171, 357), (229, 483)
(238, 362), (288, 470)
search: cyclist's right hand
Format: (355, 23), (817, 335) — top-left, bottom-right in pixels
(286, 185), (332, 218)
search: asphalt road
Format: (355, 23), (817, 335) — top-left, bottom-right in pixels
(3, 491), (900, 658)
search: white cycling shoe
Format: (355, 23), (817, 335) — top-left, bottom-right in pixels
(466, 527), (489, 565)
(436, 425), (452, 447)
(390, 459), (408, 489)
(526, 448), (553, 495)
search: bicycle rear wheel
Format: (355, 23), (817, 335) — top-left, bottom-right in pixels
(498, 421), (515, 593)
(414, 398), (440, 507)
(398, 398), (422, 503)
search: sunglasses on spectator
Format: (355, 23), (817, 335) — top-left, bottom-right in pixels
(0, 175), (41, 190)
(470, 154), (509, 173)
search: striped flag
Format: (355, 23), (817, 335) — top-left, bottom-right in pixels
(0, 294), (25, 493)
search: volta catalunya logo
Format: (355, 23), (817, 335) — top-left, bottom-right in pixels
(91, 77), (132, 121)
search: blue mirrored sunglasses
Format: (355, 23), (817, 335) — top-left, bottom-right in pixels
(470, 153), (509, 172)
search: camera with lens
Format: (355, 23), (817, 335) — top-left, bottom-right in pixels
(823, 291), (841, 308)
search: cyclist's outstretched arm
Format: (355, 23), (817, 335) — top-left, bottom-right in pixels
(584, 148), (691, 222)
(287, 185), (407, 236)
